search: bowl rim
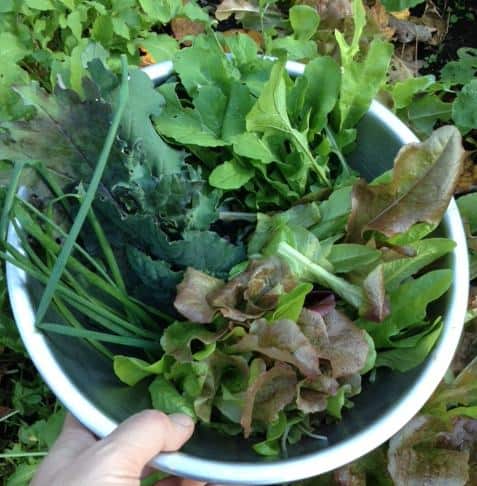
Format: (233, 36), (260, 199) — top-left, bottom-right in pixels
(6, 59), (470, 485)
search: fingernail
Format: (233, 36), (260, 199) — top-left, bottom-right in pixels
(169, 413), (194, 428)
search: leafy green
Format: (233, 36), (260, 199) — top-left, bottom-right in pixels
(269, 5), (319, 61)
(441, 48), (477, 86)
(268, 282), (313, 322)
(149, 376), (196, 418)
(113, 355), (167, 386)
(277, 241), (364, 309)
(246, 60), (329, 187)
(359, 269), (452, 347)
(328, 244), (381, 273)
(231, 318), (320, 378)
(347, 126), (464, 242)
(174, 267), (223, 323)
(209, 159), (255, 190)
(452, 79), (477, 133)
(241, 363), (297, 438)
(382, 238), (455, 291)
(335, 0), (393, 129)
(376, 319), (443, 372)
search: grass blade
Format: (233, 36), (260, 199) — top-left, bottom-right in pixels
(38, 323), (161, 349)
(34, 56), (129, 326)
(0, 161), (25, 243)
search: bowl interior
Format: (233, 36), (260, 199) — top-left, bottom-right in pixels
(7, 63), (469, 484)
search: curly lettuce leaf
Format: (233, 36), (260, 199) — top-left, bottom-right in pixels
(241, 363), (297, 438)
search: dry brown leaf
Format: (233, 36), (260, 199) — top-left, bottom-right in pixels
(368, 0), (395, 40)
(223, 28), (263, 48)
(215, 0), (259, 21)
(389, 16), (436, 44)
(419, 11), (447, 45)
(391, 8), (410, 20)
(138, 47), (156, 67)
(0, 406), (11, 419)
(456, 153), (477, 195)
(171, 16), (205, 42)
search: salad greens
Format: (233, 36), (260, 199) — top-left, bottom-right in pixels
(0, 0), (465, 456)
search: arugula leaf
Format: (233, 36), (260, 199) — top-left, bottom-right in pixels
(311, 185), (352, 239)
(174, 34), (235, 98)
(301, 56), (341, 134)
(155, 80), (255, 146)
(223, 33), (258, 66)
(246, 60), (330, 186)
(382, 238), (456, 291)
(337, 38), (393, 130)
(269, 5), (319, 61)
(358, 269), (452, 348)
(334, 0), (393, 129)
(328, 244), (381, 273)
(209, 159), (255, 190)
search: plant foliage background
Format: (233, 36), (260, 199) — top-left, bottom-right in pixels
(0, 0), (476, 484)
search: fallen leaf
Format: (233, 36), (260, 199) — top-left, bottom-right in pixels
(215, 0), (259, 21)
(223, 28), (262, 48)
(389, 16), (436, 44)
(171, 16), (205, 42)
(368, 1), (396, 40)
(391, 8), (410, 20)
(139, 47), (156, 66)
(0, 406), (11, 419)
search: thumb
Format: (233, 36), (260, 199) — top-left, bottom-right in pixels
(97, 410), (194, 475)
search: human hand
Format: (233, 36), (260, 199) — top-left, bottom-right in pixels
(32, 410), (205, 486)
